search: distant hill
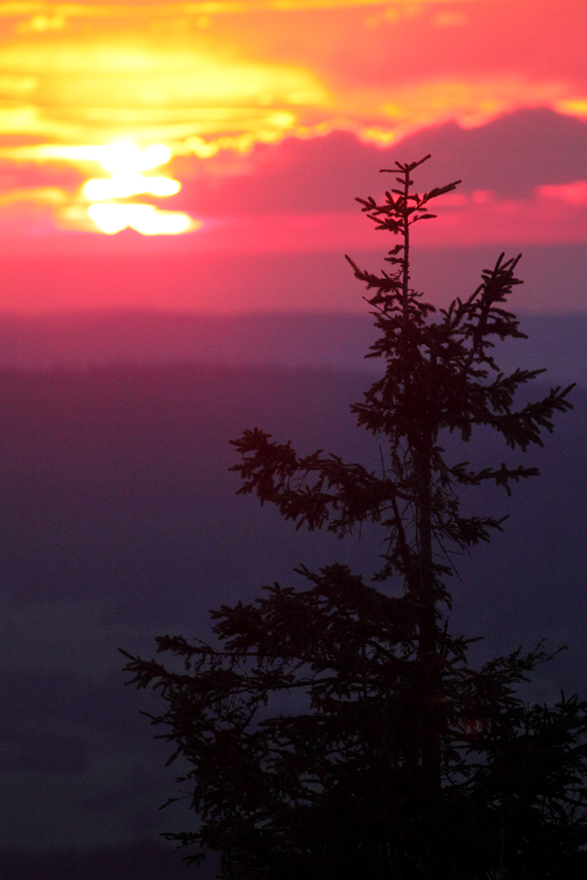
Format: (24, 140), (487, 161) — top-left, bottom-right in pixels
(0, 361), (584, 874)
(0, 310), (584, 385)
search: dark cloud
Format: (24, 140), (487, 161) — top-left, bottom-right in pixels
(174, 108), (587, 216)
(394, 107), (587, 196)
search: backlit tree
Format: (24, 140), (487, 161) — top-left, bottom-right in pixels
(123, 156), (587, 879)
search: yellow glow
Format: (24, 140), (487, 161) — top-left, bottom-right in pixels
(379, 77), (571, 135)
(0, 74), (37, 95)
(0, 142), (175, 165)
(0, 21), (578, 174)
(83, 139), (180, 202)
(0, 1), (468, 20)
(556, 98), (587, 120)
(79, 139), (191, 235)
(87, 203), (196, 235)
(0, 42), (327, 108)
(0, 73), (579, 176)
(84, 173), (180, 201)
(17, 12), (66, 33)
(0, 0), (580, 246)
(98, 140), (171, 174)
(0, 186), (67, 206)
(0, 40), (327, 156)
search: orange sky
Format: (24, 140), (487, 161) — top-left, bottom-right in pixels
(0, 0), (585, 309)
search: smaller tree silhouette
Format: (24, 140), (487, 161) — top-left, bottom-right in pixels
(122, 156), (587, 879)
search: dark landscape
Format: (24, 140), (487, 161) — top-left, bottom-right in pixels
(0, 311), (585, 878)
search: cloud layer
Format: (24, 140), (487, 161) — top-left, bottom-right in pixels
(0, 0), (583, 245)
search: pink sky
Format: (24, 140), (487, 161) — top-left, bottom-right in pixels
(0, 0), (584, 311)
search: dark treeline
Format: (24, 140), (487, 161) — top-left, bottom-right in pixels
(0, 310), (584, 383)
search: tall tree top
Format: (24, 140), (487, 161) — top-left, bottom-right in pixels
(232, 156), (574, 591)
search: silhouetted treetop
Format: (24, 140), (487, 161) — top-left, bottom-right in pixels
(123, 156), (585, 880)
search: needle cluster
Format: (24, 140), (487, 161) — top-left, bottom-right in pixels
(123, 157), (587, 880)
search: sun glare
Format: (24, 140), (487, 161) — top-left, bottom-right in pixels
(83, 139), (193, 235)
(84, 175), (180, 201)
(87, 203), (194, 236)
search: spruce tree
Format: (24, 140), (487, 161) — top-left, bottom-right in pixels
(122, 156), (587, 879)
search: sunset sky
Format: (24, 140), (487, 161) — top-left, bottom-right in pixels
(0, 0), (585, 311)
(2, 3), (587, 862)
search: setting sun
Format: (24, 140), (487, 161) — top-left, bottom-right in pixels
(0, 0), (581, 300)
(87, 202), (193, 235)
(81, 139), (194, 235)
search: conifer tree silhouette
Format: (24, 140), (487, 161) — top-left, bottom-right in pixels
(123, 157), (587, 879)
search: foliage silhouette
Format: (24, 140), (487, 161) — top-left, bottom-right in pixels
(122, 156), (587, 879)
